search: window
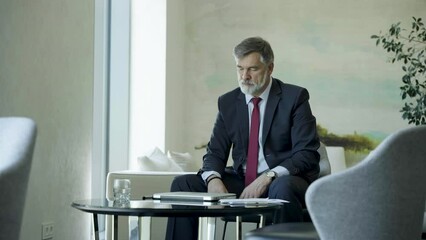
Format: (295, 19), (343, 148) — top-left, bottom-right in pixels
(94, 0), (169, 180)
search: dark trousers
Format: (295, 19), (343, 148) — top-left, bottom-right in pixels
(165, 172), (309, 240)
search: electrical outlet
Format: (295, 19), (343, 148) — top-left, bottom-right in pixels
(42, 222), (54, 239)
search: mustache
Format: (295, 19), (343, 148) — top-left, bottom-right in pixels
(240, 79), (254, 85)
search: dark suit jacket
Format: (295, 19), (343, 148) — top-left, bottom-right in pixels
(201, 78), (320, 183)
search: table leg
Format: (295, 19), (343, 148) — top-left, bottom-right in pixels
(259, 214), (266, 228)
(198, 217), (216, 240)
(112, 215), (118, 240)
(236, 216), (242, 240)
(138, 217), (152, 240)
(92, 214), (100, 240)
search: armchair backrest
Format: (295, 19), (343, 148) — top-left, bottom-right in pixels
(0, 117), (37, 240)
(306, 126), (426, 240)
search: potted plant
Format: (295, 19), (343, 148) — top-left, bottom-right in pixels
(371, 17), (426, 125)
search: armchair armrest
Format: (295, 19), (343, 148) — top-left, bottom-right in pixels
(106, 171), (196, 201)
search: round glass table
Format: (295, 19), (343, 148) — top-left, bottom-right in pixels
(72, 198), (283, 240)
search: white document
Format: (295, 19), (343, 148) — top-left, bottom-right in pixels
(218, 198), (289, 205)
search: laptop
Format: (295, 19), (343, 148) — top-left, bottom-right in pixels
(152, 191), (236, 202)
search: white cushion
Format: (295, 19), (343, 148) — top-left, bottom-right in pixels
(134, 147), (183, 172)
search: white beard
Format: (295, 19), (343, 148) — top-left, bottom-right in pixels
(238, 74), (269, 96)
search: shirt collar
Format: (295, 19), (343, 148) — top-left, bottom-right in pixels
(245, 77), (273, 104)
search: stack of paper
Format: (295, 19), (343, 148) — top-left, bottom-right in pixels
(218, 198), (288, 205)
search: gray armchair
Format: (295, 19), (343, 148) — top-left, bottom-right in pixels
(0, 117), (37, 240)
(245, 126), (426, 240)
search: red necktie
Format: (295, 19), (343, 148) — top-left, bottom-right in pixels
(245, 97), (261, 186)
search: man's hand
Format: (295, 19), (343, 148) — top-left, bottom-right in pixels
(239, 174), (272, 199)
(207, 178), (228, 193)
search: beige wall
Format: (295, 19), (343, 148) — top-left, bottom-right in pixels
(165, 0), (186, 161)
(0, 0), (94, 239)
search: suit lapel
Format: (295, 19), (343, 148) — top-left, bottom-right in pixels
(262, 78), (281, 146)
(236, 92), (249, 150)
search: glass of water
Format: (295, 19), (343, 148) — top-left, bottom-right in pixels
(113, 179), (131, 207)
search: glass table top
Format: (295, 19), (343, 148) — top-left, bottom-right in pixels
(72, 198), (283, 218)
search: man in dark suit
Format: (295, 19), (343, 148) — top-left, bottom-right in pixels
(166, 37), (320, 240)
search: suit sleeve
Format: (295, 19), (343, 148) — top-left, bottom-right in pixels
(279, 88), (320, 181)
(199, 97), (232, 176)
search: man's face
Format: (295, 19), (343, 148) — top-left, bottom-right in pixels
(236, 52), (274, 97)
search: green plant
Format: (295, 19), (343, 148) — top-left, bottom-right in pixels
(371, 17), (426, 125)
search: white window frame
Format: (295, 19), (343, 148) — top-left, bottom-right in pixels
(92, 0), (132, 199)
